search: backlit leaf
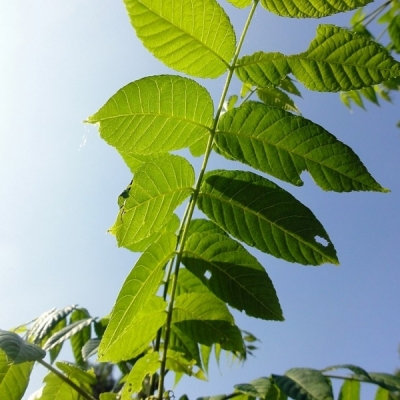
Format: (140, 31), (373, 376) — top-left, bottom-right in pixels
(121, 352), (160, 400)
(99, 234), (176, 361)
(225, 0), (252, 8)
(69, 308), (91, 366)
(375, 386), (391, 400)
(260, 0), (372, 18)
(0, 330), (45, 364)
(123, 0), (236, 77)
(87, 75), (213, 156)
(257, 87), (300, 113)
(110, 155), (194, 247)
(338, 380), (360, 400)
(273, 368), (333, 400)
(173, 292), (245, 354)
(288, 25), (400, 91)
(0, 350), (33, 400)
(216, 102), (387, 192)
(182, 221), (283, 320)
(198, 170), (338, 265)
(235, 52), (290, 87)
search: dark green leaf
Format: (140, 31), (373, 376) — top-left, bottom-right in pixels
(122, 0), (236, 78)
(273, 368), (333, 400)
(0, 330), (45, 364)
(257, 87), (300, 113)
(182, 223), (283, 320)
(198, 170), (338, 265)
(389, 15), (400, 53)
(70, 308), (91, 366)
(321, 364), (371, 380)
(216, 102), (388, 192)
(82, 339), (100, 361)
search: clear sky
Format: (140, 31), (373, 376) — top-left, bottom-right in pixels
(1, 1), (399, 399)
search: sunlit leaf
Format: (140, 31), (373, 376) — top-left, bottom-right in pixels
(166, 349), (206, 380)
(374, 386), (391, 400)
(87, 75), (213, 156)
(225, 0), (252, 8)
(198, 170), (338, 265)
(279, 77), (302, 97)
(389, 15), (400, 53)
(288, 25), (400, 91)
(99, 234), (176, 361)
(0, 330), (45, 364)
(338, 380), (360, 400)
(257, 87), (300, 113)
(173, 292), (245, 354)
(110, 155), (194, 247)
(182, 220), (283, 320)
(273, 368), (333, 400)
(121, 352), (160, 400)
(216, 102), (387, 192)
(0, 350), (33, 400)
(235, 52), (290, 87)
(260, 0), (373, 18)
(122, 0), (236, 77)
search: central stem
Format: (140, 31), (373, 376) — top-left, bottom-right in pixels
(156, 2), (259, 398)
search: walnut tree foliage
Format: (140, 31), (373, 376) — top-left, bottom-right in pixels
(2, 0), (400, 399)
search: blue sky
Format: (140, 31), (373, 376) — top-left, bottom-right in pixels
(1, 1), (399, 399)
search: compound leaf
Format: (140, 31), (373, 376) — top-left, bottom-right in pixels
(198, 170), (338, 265)
(216, 102), (387, 192)
(288, 25), (400, 92)
(110, 155), (194, 247)
(123, 0), (236, 77)
(87, 75), (213, 156)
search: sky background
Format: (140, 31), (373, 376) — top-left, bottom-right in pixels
(1, 1), (399, 399)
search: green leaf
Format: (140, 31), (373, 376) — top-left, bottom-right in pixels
(321, 364), (371, 380)
(279, 77), (302, 97)
(360, 86), (379, 105)
(46, 317), (67, 364)
(367, 373), (400, 391)
(82, 339), (100, 361)
(99, 234), (176, 361)
(235, 52), (290, 87)
(87, 75), (214, 157)
(216, 102), (387, 192)
(273, 368), (333, 400)
(389, 15), (400, 53)
(70, 308), (91, 366)
(87, 75), (213, 157)
(110, 155), (194, 247)
(100, 394), (119, 400)
(42, 318), (94, 352)
(257, 87), (300, 113)
(0, 330), (46, 364)
(288, 25), (400, 92)
(120, 152), (167, 174)
(40, 362), (95, 400)
(260, 0), (373, 18)
(338, 380), (360, 400)
(166, 349), (206, 380)
(182, 222), (283, 320)
(121, 352), (160, 400)
(122, 0), (236, 78)
(28, 306), (76, 345)
(123, 214), (180, 253)
(374, 386), (390, 400)
(235, 377), (274, 397)
(225, 0), (252, 8)
(197, 170), (338, 265)
(340, 90), (365, 110)
(0, 350), (33, 400)
(173, 292), (245, 354)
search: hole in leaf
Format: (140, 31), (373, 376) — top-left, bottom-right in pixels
(314, 236), (329, 247)
(204, 270), (211, 279)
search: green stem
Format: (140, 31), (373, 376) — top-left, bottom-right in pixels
(37, 359), (97, 400)
(156, 2), (260, 399)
